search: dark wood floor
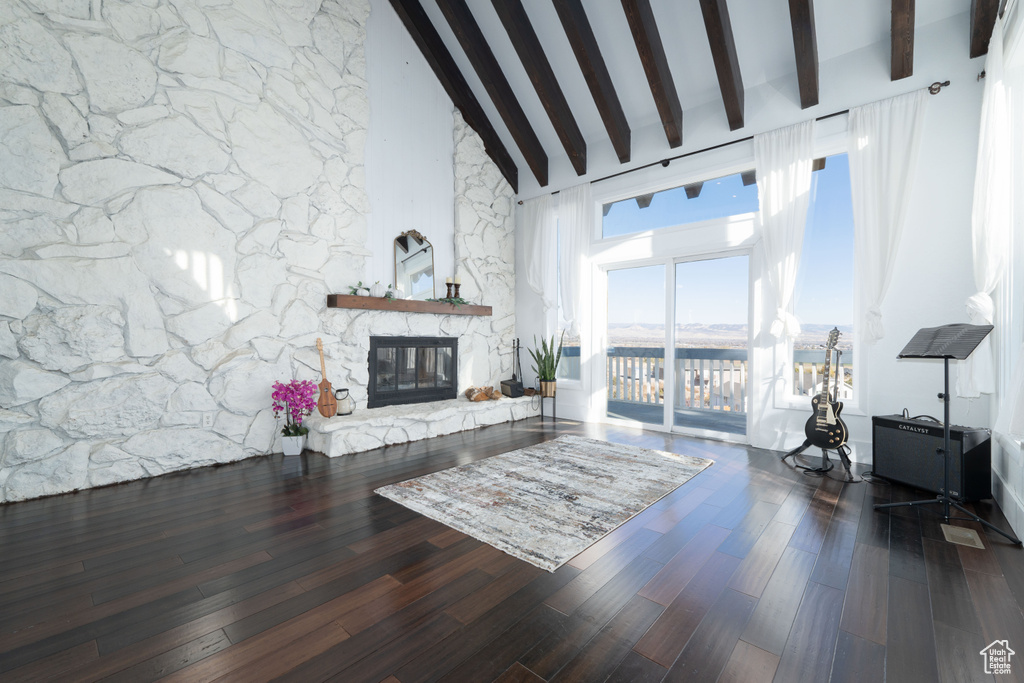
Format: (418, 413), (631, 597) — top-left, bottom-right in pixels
(2, 418), (1023, 682)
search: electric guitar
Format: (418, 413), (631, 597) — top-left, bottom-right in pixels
(802, 327), (848, 449)
(316, 338), (337, 418)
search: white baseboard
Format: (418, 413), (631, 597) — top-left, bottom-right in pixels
(992, 432), (1024, 540)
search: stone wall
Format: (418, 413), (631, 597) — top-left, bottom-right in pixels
(321, 109), (515, 405)
(0, 0), (516, 503)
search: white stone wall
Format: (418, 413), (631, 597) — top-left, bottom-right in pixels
(0, 0), (516, 503)
(321, 109), (516, 405)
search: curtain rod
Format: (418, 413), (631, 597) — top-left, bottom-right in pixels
(517, 80), (950, 204)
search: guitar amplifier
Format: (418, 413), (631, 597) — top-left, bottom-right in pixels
(871, 414), (991, 501)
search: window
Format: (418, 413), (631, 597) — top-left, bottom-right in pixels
(556, 231), (580, 381)
(791, 153), (855, 400)
(556, 327), (581, 381)
(601, 170), (758, 239)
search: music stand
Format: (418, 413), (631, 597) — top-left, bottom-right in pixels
(873, 324), (1021, 545)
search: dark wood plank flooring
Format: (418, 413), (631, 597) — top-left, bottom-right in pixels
(1, 418), (1023, 682)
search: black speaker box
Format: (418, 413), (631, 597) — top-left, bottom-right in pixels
(872, 414), (991, 501)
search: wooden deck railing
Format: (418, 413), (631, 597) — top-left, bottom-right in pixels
(559, 346), (854, 413)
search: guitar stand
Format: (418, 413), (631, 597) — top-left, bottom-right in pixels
(782, 439), (855, 482)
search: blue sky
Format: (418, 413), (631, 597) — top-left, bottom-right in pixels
(606, 155), (854, 328)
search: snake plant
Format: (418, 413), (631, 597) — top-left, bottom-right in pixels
(528, 332), (564, 382)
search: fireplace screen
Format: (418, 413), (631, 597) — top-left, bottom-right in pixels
(368, 336), (457, 408)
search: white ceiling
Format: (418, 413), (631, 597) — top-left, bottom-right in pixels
(415, 0), (972, 193)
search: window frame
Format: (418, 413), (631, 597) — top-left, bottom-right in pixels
(774, 132), (865, 416)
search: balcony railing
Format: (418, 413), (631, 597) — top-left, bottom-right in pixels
(792, 349), (853, 400)
(557, 346), (853, 413)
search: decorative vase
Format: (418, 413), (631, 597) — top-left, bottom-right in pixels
(282, 435), (304, 456)
(540, 380), (557, 398)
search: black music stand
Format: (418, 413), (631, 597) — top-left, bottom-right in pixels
(873, 324), (1021, 545)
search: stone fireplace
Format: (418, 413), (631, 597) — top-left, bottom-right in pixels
(367, 336), (457, 408)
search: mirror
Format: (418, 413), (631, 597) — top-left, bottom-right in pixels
(394, 230), (434, 301)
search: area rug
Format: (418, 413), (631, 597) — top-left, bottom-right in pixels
(374, 435), (713, 571)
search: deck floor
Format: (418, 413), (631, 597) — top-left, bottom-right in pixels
(0, 418), (1022, 682)
(607, 400), (746, 434)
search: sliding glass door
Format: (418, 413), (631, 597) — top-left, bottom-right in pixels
(601, 254), (749, 438)
(673, 255), (748, 435)
(606, 264), (666, 426)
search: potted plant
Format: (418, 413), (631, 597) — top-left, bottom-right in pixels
(528, 332), (564, 398)
(271, 379), (317, 455)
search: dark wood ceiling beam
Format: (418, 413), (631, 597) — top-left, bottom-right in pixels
(492, 0), (586, 176)
(388, 0), (518, 192)
(436, 0), (549, 187)
(552, 0), (631, 164)
(621, 0), (683, 148)
(970, 0), (1000, 58)
(787, 0), (819, 109)
(698, 0), (744, 131)
(891, 0), (915, 80)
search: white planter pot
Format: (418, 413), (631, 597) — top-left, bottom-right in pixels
(282, 435), (305, 456)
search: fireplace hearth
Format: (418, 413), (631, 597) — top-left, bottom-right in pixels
(368, 336), (457, 408)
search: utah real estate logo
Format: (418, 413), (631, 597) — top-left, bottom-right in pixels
(980, 640), (1015, 675)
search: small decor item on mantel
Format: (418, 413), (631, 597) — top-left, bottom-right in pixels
(348, 281), (370, 296)
(529, 332), (564, 398)
(443, 276), (463, 299)
(426, 295), (472, 307)
(272, 379), (318, 456)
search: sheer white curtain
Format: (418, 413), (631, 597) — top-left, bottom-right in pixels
(959, 16), (1012, 398)
(558, 183), (592, 337)
(755, 119), (816, 339)
(519, 195), (557, 330)
(848, 89), (928, 344)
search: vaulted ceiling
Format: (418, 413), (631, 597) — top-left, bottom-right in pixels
(389, 0), (1000, 195)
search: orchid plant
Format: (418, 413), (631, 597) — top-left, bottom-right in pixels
(271, 379), (318, 437)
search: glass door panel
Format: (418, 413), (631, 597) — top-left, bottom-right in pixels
(674, 255), (748, 435)
(606, 264), (666, 426)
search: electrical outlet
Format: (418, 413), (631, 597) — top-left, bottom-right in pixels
(202, 412), (214, 428)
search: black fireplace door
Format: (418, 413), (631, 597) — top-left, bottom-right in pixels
(368, 336), (457, 408)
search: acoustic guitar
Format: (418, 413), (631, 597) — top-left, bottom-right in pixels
(802, 327), (848, 449)
(316, 338), (337, 418)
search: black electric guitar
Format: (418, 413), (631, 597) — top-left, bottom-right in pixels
(803, 327), (848, 449)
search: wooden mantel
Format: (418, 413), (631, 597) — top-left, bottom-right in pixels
(326, 294), (492, 316)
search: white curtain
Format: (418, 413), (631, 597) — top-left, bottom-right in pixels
(959, 16), (1012, 398)
(755, 119), (816, 339)
(558, 183), (592, 338)
(848, 89), (928, 344)
(519, 195), (557, 326)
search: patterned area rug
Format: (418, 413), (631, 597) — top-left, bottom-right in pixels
(374, 435), (713, 571)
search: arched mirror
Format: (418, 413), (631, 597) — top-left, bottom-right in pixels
(394, 230), (434, 301)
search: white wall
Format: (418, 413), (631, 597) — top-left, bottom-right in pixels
(366, 0), (455, 292)
(517, 13), (989, 460)
(989, 6), (1024, 537)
